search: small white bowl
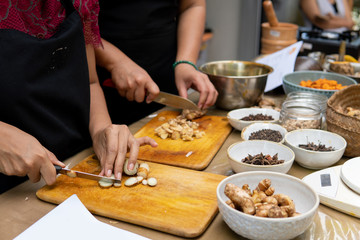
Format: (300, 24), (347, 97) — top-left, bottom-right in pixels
(241, 122), (288, 144)
(217, 171), (319, 240)
(227, 108), (280, 131)
(227, 140), (295, 174)
(284, 129), (347, 169)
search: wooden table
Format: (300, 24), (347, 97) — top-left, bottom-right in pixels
(1, 95), (360, 240)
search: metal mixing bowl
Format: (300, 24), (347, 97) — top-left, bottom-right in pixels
(199, 61), (273, 110)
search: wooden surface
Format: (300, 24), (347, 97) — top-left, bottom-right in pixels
(134, 110), (232, 170)
(2, 94), (360, 240)
(36, 154), (226, 238)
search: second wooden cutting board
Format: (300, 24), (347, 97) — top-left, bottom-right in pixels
(134, 111), (232, 170)
(36, 154), (226, 238)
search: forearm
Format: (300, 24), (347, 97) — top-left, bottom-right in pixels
(94, 38), (132, 73)
(86, 45), (112, 139)
(176, 0), (206, 63)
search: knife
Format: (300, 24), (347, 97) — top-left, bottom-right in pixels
(102, 78), (199, 110)
(54, 165), (121, 184)
(153, 91), (199, 111)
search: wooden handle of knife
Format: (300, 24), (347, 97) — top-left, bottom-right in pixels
(263, 0), (279, 27)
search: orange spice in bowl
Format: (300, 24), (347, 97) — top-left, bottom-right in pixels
(299, 78), (347, 90)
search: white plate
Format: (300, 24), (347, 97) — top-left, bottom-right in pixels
(340, 157), (360, 195)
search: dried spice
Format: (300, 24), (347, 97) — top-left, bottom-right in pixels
(241, 114), (274, 121)
(248, 129), (283, 142)
(298, 142), (335, 152)
(242, 153), (285, 165)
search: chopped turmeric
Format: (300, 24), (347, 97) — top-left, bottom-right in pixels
(299, 78), (347, 90)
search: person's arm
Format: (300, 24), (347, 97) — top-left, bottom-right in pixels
(174, 0), (218, 109)
(300, 0), (354, 30)
(0, 121), (65, 185)
(86, 45), (158, 180)
(95, 39), (159, 103)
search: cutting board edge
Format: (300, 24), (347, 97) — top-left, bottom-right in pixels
(36, 188), (220, 238)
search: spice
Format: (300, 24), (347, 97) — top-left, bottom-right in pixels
(241, 114), (274, 121)
(242, 153), (285, 165)
(298, 142), (335, 151)
(248, 129), (283, 142)
(299, 78), (346, 90)
(282, 119), (321, 132)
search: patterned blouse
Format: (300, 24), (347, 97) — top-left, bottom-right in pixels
(0, 0), (102, 47)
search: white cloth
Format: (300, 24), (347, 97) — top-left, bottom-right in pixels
(303, 0), (348, 33)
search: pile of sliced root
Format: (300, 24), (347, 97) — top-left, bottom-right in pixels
(224, 179), (300, 218)
(98, 159), (157, 188)
(155, 115), (205, 141)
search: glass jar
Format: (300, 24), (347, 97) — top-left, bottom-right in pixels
(280, 99), (322, 132)
(286, 91), (328, 129)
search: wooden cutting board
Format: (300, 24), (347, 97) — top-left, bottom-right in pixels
(36, 154), (226, 238)
(134, 111), (232, 170)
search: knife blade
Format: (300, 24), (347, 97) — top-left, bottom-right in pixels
(153, 91), (199, 111)
(54, 165), (121, 184)
(102, 78), (199, 110)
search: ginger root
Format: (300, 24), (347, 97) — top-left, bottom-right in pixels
(225, 183), (255, 215)
(224, 179), (299, 218)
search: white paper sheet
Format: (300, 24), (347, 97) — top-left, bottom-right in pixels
(15, 194), (149, 240)
(256, 41), (303, 92)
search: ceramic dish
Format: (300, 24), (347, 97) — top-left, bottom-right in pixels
(284, 129), (347, 169)
(282, 70), (357, 98)
(217, 171), (319, 240)
(241, 122), (287, 144)
(227, 108), (280, 131)
(227, 140), (295, 174)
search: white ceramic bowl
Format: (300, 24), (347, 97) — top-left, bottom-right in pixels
(241, 122), (288, 144)
(217, 171), (319, 240)
(284, 129), (347, 169)
(227, 108), (280, 131)
(227, 140), (295, 174)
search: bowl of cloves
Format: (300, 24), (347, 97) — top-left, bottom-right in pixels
(284, 129), (347, 169)
(241, 122), (288, 144)
(227, 140), (295, 174)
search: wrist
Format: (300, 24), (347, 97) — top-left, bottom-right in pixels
(173, 60), (198, 71)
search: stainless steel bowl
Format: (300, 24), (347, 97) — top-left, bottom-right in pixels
(199, 61), (273, 110)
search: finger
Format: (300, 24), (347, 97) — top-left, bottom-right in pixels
(177, 84), (188, 99)
(103, 128), (118, 177)
(39, 149), (58, 185)
(27, 167), (41, 183)
(127, 136), (140, 171)
(203, 83), (218, 109)
(134, 84), (147, 103)
(45, 149), (65, 168)
(137, 136), (158, 148)
(197, 87), (209, 110)
(125, 87), (136, 101)
(145, 81), (160, 103)
(113, 127), (130, 179)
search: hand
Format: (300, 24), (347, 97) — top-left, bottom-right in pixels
(174, 64), (218, 109)
(110, 60), (160, 103)
(92, 124), (158, 180)
(0, 122), (65, 185)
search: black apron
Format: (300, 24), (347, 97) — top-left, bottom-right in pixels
(97, 0), (179, 125)
(0, 0), (91, 193)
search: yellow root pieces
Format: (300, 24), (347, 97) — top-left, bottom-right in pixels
(224, 179), (299, 218)
(225, 183), (255, 215)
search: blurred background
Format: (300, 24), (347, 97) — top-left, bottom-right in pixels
(200, 0), (360, 65)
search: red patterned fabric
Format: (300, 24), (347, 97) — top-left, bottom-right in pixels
(0, 0), (101, 47)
